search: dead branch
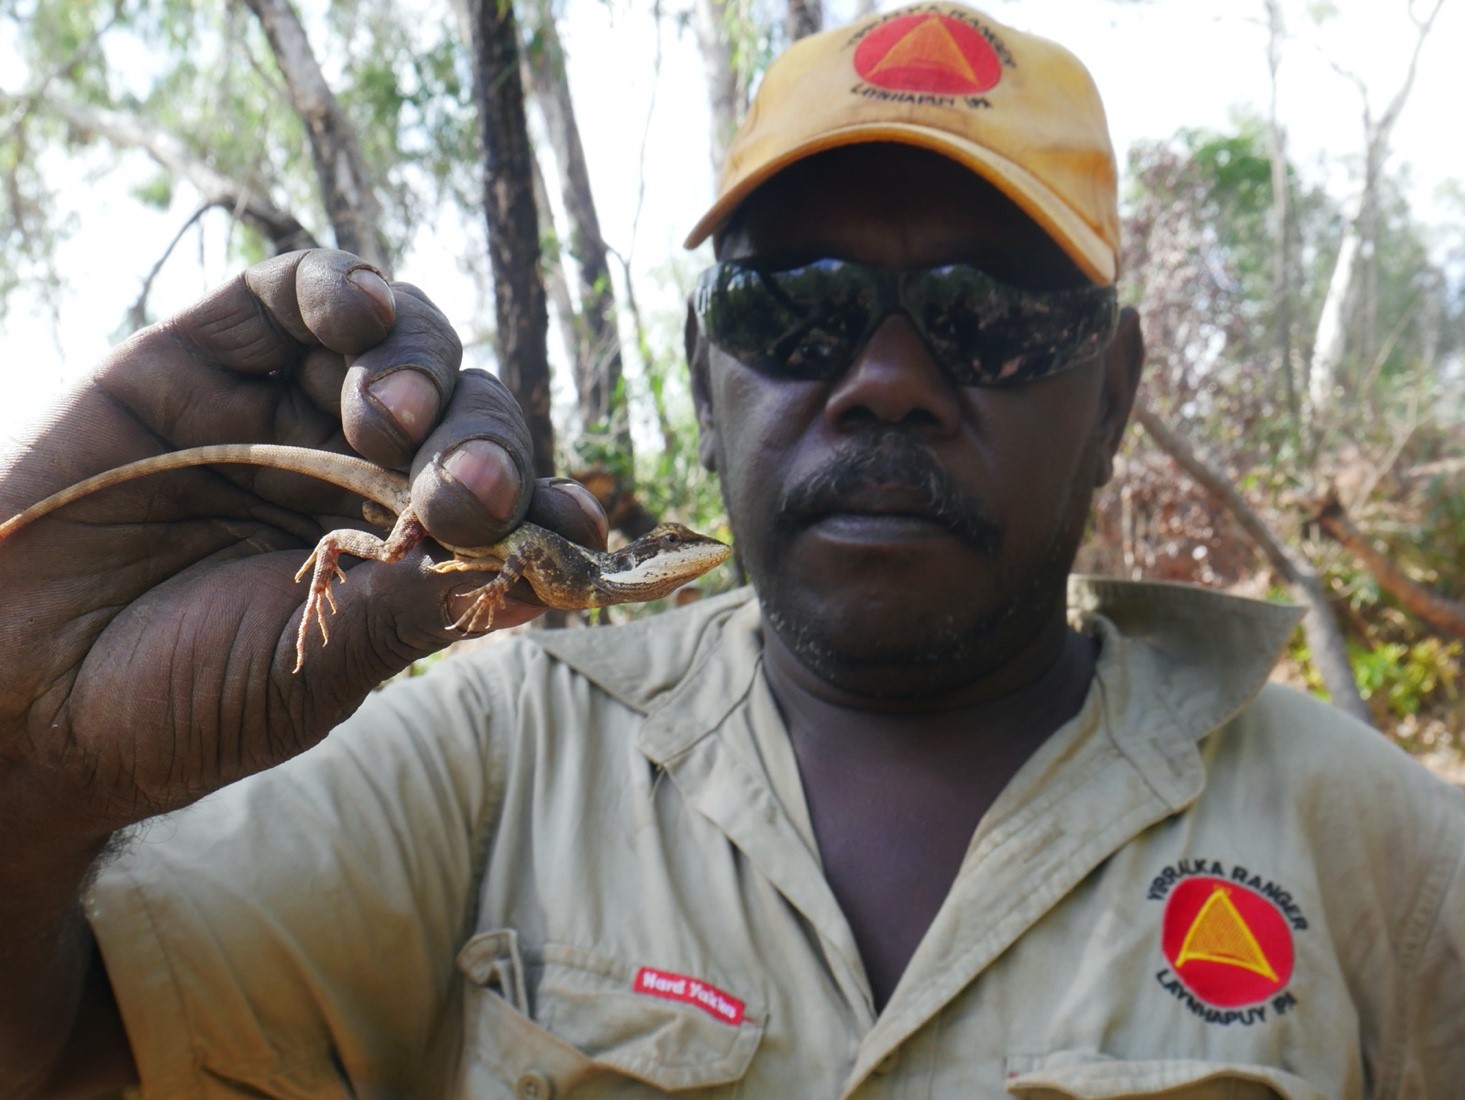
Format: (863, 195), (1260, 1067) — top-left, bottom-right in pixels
(1135, 401), (1371, 723)
(1314, 491), (1465, 640)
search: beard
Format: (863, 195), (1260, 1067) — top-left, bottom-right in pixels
(743, 430), (1096, 700)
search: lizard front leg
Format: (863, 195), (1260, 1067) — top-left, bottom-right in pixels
(429, 552), (524, 635)
(291, 509), (428, 671)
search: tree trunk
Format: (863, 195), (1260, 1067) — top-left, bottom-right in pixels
(1307, 212), (1359, 426)
(787, 0), (822, 41)
(1135, 402), (1371, 724)
(695, 0), (741, 180)
(1262, 0), (1300, 438)
(1306, 0), (1443, 433)
(522, 7), (631, 466)
(468, 0), (556, 478)
(529, 154), (581, 388)
(238, 0), (388, 270)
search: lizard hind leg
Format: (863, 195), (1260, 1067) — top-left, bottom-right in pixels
(289, 510), (429, 672)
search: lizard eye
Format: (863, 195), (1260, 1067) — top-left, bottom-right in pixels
(661, 530), (681, 545)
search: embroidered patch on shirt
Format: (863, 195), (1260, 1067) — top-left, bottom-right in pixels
(633, 967), (746, 1026)
(1148, 860), (1306, 1025)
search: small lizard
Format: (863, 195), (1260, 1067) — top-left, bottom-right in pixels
(0, 444), (731, 671)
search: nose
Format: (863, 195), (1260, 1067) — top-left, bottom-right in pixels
(823, 313), (962, 434)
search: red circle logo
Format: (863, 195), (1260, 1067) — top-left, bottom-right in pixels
(852, 14), (1003, 95)
(1161, 877), (1294, 1008)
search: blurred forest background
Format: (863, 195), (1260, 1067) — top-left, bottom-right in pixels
(1, 0), (1460, 770)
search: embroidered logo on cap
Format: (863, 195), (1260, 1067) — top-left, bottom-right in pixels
(1148, 860), (1306, 1027)
(633, 966), (746, 1026)
(847, 7), (1014, 106)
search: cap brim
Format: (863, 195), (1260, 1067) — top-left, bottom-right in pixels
(684, 122), (1116, 285)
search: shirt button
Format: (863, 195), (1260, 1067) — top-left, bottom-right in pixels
(874, 1048), (901, 1075)
(516, 1071), (554, 1099)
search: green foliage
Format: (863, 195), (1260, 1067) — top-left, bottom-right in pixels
(132, 171), (173, 209)
(1350, 637), (1460, 720)
(1120, 110), (1463, 764)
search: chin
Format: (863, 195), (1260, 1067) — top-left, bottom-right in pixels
(760, 574), (1062, 700)
(753, 517), (1087, 700)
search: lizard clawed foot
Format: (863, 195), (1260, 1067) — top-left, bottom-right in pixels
(451, 578), (511, 634)
(293, 539), (349, 672)
(286, 516), (425, 672)
(444, 556), (525, 636)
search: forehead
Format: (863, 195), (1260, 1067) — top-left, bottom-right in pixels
(717, 144), (1085, 289)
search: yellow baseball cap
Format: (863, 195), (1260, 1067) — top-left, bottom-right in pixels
(683, 2), (1120, 284)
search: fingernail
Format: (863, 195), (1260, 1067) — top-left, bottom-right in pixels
(368, 370), (439, 438)
(347, 266), (394, 323)
(443, 440), (518, 523)
(549, 477), (610, 545)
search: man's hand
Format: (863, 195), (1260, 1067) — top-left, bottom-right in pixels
(0, 249), (604, 841)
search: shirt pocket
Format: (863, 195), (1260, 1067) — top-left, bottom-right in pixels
(1004, 1054), (1327, 1100)
(454, 929), (764, 1097)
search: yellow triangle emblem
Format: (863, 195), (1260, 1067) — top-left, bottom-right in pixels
(868, 16), (979, 85)
(1175, 886), (1279, 981)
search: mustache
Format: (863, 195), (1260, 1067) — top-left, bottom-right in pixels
(774, 432), (1003, 555)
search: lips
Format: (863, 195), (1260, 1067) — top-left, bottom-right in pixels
(804, 485), (953, 538)
(773, 433), (1005, 555)
(794, 481), (1002, 554)
(804, 483), (950, 524)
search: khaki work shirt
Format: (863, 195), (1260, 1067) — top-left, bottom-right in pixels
(88, 580), (1465, 1098)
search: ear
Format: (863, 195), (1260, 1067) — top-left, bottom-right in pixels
(686, 300), (719, 473)
(1093, 306), (1145, 487)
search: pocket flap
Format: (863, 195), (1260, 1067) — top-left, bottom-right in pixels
(458, 933), (764, 1092)
(1005, 1054), (1327, 1100)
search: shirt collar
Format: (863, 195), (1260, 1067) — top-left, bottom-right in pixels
(529, 579), (1303, 767)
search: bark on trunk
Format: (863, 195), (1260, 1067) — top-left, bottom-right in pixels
(1306, 0), (1443, 432)
(1263, 0), (1300, 437)
(469, 0), (556, 478)
(239, 0), (388, 270)
(695, 0), (741, 180)
(787, 0), (822, 41)
(1135, 402), (1371, 724)
(522, 10), (630, 462)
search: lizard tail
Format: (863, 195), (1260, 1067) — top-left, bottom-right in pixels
(0, 444), (411, 540)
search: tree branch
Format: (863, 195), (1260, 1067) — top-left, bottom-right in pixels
(41, 98), (318, 254)
(1314, 491), (1465, 640)
(127, 203), (212, 331)
(1134, 401), (1371, 723)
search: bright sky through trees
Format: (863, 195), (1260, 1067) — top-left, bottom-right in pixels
(1, 0), (1459, 442)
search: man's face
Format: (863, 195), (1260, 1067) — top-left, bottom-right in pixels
(691, 145), (1141, 699)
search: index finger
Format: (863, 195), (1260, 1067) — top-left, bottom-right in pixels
(168, 250), (398, 375)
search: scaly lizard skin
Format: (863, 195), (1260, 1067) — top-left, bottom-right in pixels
(0, 444), (731, 671)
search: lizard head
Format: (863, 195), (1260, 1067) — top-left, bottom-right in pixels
(594, 523), (732, 602)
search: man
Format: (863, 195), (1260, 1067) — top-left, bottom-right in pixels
(1, 3), (1460, 1096)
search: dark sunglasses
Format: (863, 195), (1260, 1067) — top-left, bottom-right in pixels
(694, 258), (1118, 387)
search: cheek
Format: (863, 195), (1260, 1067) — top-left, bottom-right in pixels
(968, 373), (1105, 516)
(710, 365), (821, 496)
